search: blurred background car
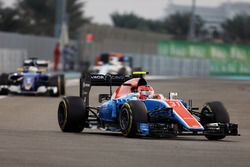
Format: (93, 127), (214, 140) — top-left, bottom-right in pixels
(0, 58), (65, 97)
(89, 52), (142, 75)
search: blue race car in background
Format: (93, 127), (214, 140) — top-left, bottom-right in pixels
(0, 58), (65, 97)
(57, 72), (238, 140)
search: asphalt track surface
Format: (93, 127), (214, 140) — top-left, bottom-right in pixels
(0, 78), (249, 167)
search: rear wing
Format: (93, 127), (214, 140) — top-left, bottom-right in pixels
(80, 73), (132, 106)
(36, 60), (49, 68)
(23, 59), (48, 68)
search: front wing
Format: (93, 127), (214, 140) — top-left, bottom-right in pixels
(136, 122), (239, 137)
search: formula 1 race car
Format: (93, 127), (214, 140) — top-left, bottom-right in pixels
(57, 72), (238, 140)
(89, 52), (141, 75)
(0, 58), (65, 97)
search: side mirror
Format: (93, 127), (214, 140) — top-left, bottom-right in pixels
(99, 94), (111, 103)
(169, 92), (178, 100)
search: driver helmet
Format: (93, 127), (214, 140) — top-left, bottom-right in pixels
(138, 85), (154, 99)
(28, 66), (38, 73)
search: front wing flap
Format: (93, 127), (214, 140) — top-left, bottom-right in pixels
(204, 123), (239, 136)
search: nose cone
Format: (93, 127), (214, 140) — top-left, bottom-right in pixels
(23, 77), (34, 90)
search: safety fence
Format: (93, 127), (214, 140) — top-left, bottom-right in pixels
(0, 32), (57, 61)
(0, 49), (28, 73)
(130, 54), (210, 76)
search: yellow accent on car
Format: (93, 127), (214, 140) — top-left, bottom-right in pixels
(132, 71), (148, 75)
(38, 68), (47, 73)
(17, 67), (24, 72)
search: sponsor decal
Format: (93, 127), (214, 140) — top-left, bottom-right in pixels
(91, 75), (105, 80)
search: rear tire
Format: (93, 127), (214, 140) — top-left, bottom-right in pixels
(132, 67), (143, 72)
(119, 100), (148, 137)
(0, 73), (9, 95)
(58, 96), (87, 132)
(49, 75), (61, 97)
(60, 75), (65, 95)
(200, 101), (230, 140)
(118, 67), (127, 75)
(0, 88), (8, 95)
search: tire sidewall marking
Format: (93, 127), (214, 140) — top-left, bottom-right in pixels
(61, 99), (68, 129)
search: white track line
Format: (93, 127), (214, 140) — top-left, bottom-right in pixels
(66, 79), (79, 87)
(0, 96), (7, 100)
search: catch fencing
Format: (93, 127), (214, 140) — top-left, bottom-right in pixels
(130, 54), (210, 76)
(0, 32), (57, 61)
(0, 49), (28, 73)
(0, 31), (57, 73)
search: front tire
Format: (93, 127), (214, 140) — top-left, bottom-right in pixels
(58, 96), (87, 132)
(200, 101), (230, 140)
(119, 100), (148, 137)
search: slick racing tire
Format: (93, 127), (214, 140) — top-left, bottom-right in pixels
(0, 88), (8, 95)
(60, 75), (65, 95)
(200, 101), (230, 140)
(58, 96), (87, 133)
(119, 100), (148, 138)
(49, 75), (61, 97)
(118, 67), (128, 75)
(0, 73), (9, 95)
(132, 67), (143, 72)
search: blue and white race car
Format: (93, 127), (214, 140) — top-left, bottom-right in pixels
(0, 58), (65, 96)
(57, 72), (238, 140)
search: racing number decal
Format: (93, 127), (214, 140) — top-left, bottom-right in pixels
(168, 101), (182, 107)
(166, 100), (203, 129)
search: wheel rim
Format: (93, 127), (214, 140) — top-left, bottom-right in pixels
(120, 108), (130, 130)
